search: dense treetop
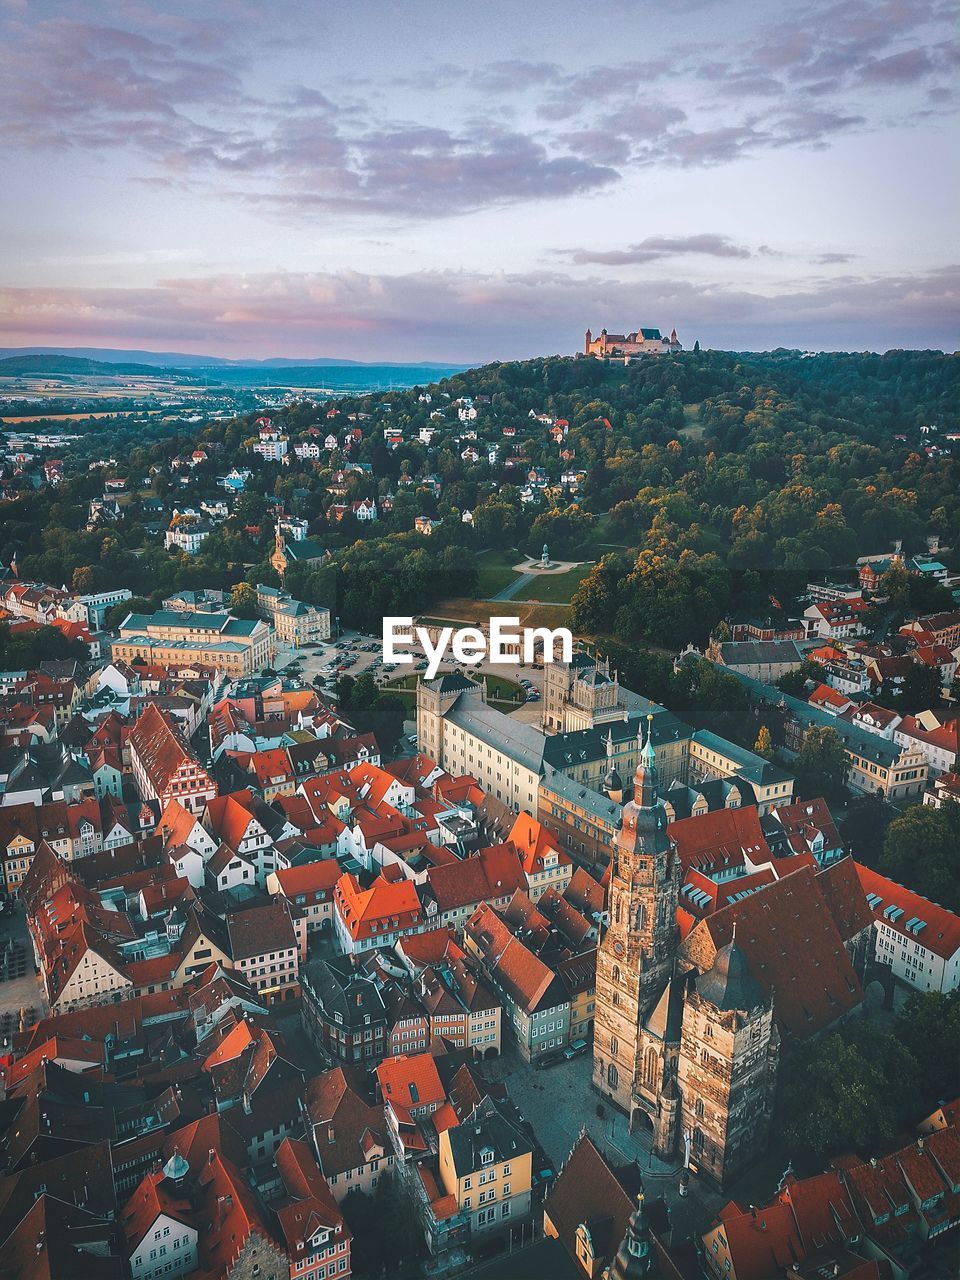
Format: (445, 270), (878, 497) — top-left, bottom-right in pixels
(2, 349), (956, 638)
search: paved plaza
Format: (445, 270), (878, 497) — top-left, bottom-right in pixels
(481, 1043), (726, 1248)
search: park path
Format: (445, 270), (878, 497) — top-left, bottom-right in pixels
(489, 572), (534, 602)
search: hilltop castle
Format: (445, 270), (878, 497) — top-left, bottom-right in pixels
(585, 326), (681, 360)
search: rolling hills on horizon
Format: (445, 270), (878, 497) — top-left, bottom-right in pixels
(0, 345), (472, 371)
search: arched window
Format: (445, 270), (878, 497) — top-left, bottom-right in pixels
(693, 1127), (704, 1152)
(614, 898), (622, 926)
(610, 1036), (619, 1057)
(634, 902), (646, 931)
(695, 1098), (705, 1118)
(607, 1063), (619, 1088)
(612, 965), (620, 984)
(644, 1048), (657, 1089)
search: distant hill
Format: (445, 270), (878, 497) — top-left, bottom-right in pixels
(0, 353), (168, 377)
(0, 345), (470, 371)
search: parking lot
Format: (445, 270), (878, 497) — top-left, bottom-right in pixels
(274, 627), (545, 729)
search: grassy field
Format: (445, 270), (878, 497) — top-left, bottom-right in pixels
(385, 670), (525, 711)
(679, 402), (705, 438)
(475, 548), (523, 598)
(514, 564), (592, 603)
(0, 409), (169, 423)
(422, 598), (573, 631)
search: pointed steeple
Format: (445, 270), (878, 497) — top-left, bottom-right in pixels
(632, 714), (659, 808)
(609, 1190), (654, 1278)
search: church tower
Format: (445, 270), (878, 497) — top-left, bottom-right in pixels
(676, 928), (778, 1187)
(594, 717), (681, 1115)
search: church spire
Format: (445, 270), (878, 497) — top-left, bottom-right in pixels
(608, 1191), (654, 1279)
(632, 714), (658, 808)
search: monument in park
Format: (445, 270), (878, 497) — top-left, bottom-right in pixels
(541, 543), (550, 569)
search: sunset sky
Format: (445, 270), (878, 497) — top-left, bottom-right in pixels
(1, 0), (957, 361)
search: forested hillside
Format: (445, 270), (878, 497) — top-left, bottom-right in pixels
(2, 348), (957, 642)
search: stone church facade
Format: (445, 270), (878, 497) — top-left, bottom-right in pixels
(593, 719), (779, 1188)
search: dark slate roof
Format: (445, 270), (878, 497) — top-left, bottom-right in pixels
(428, 672), (480, 696)
(696, 937), (766, 1012)
(717, 665), (911, 768)
(541, 710), (690, 772)
(301, 956), (387, 1031)
(445, 1095), (532, 1181)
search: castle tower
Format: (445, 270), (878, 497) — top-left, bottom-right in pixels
(585, 328), (593, 354)
(675, 928), (778, 1187)
(415, 674), (485, 770)
(593, 716), (681, 1115)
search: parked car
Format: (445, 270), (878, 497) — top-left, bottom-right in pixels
(563, 1039), (588, 1061)
(535, 1049), (565, 1070)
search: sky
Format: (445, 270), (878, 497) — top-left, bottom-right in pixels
(0, 0), (957, 361)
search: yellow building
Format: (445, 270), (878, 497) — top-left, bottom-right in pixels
(437, 1096), (533, 1237)
(3, 829), (37, 895)
(114, 608), (274, 677)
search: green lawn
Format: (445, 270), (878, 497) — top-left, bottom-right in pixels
(679, 402), (705, 438)
(385, 671), (525, 710)
(475, 548), (523, 597)
(514, 564), (592, 603)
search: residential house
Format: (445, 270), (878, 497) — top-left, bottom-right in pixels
(302, 1066), (393, 1204)
(436, 1095), (533, 1240)
(128, 704), (217, 817)
(300, 956), (388, 1065)
(856, 863), (960, 993)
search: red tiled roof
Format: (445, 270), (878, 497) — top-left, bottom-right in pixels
(509, 811), (572, 875)
(711, 1200), (804, 1280)
(687, 866), (863, 1038)
(670, 806), (770, 875)
(376, 1051), (445, 1110)
(273, 860), (341, 898)
(334, 872), (422, 942)
(274, 1136), (347, 1250)
(128, 703), (213, 797)
(204, 791), (257, 847)
(855, 863), (960, 960)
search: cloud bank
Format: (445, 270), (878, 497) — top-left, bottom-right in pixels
(1, 263), (955, 362)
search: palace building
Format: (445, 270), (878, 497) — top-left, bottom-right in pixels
(542, 651), (626, 733)
(584, 327), (682, 360)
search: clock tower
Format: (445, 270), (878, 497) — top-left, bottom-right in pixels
(594, 716), (680, 1115)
